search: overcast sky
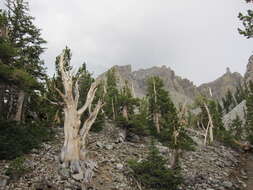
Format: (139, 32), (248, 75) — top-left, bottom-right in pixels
(0, 0), (252, 85)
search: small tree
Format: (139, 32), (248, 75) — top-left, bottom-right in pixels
(147, 76), (176, 134)
(230, 115), (243, 140)
(118, 81), (138, 121)
(116, 81), (141, 142)
(147, 76), (194, 168)
(195, 96), (215, 145)
(129, 140), (182, 190)
(3, 0), (47, 122)
(104, 68), (119, 120)
(55, 48), (103, 175)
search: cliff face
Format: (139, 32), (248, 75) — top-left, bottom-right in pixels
(131, 65), (198, 99)
(97, 65), (198, 105)
(98, 65), (244, 104)
(245, 55), (253, 83)
(197, 68), (243, 101)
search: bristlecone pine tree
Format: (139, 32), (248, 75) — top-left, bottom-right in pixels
(55, 48), (103, 175)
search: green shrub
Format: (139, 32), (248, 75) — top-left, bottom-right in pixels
(127, 114), (150, 137)
(0, 120), (54, 160)
(5, 156), (30, 179)
(128, 141), (182, 190)
(115, 114), (150, 138)
(90, 112), (105, 133)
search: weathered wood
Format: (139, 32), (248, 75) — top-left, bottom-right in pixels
(204, 103), (214, 143)
(153, 78), (160, 133)
(14, 90), (25, 121)
(56, 50), (103, 178)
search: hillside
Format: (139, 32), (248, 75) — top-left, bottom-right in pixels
(0, 124), (245, 190)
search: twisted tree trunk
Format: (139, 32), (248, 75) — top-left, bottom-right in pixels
(56, 51), (103, 176)
(14, 90), (25, 121)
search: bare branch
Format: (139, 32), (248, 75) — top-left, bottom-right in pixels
(45, 97), (62, 105)
(204, 103), (214, 143)
(55, 87), (66, 101)
(80, 100), (103, 139)
(78, 82), (98, 115)
(74, 78), (80, 105)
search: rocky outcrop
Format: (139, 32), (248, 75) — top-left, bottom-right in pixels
(245, 55), (253, 84)
(98, 65), (198, 105)
(198, 67), (243, 101)
(223, 100), (246, 130)
(98, 65), (244, 105)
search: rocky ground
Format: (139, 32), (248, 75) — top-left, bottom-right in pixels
(0, 122), (251, 190)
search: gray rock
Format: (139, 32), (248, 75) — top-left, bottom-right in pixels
(58, 168), (70, 180)
(222, 181), (233, 188)
(105, 144), (114, 150)
(72, 172), (84, 181)
(223, 100), (246, 130)
(127, 133), (140, 143)
(155, 145), (170, 154)
(0, 175), (9, 188)
(96, 141), (104, 148)
(116, 163), (124, 170)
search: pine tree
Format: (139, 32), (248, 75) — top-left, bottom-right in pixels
(0, 8), (39, 121)
(222, 89), (237, 114)
(238, 2), (253, 39)
(116, 81), (149, 138)
(104, 68), (119, 120)
(118, 81), (139, 121)
(147, 76), (194, 151)
(230, 115), (243, 140)
(234, 83), (246, 104)
(208, 100), (225, 139)
(147, 76), (177, 135)
(6, 0), (46, 79)
(0, 0), (47, 122)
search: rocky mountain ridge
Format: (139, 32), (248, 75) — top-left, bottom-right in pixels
(98, 64), (245, 105)
(198, 68), (243, 101)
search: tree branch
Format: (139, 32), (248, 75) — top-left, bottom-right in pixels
(78, 82), (98, 115)
(74, 78), (80, 106)
(80, 100), (103, 139)
(55, 87), (66, 101)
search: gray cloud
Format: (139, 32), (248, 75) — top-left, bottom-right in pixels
(0, 0), (252, 85)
